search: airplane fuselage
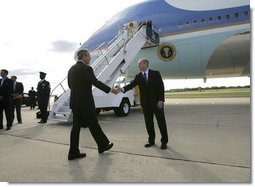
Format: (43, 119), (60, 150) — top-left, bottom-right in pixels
(79, 0), (250, 79)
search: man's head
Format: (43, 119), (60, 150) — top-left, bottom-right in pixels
(11, 75), (17, 82)
(77, 49), (91, 64)
(0, 69), (8, 78)
(138, 58), (149, 72)
(39, 72), (46, 80)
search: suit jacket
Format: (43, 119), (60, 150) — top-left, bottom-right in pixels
(123, 69), (165, 108)
(68, 61), (111, 110)
(0, 77), (14, 107)
(13, 82), (24, 94)
(37, 80), (50, 103)
(12, 82), (24, 100)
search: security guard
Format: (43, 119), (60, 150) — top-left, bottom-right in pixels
(37, 72), (50, 123)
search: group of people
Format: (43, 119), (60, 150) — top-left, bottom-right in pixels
(67, 49), (168, 160)
(0, 70), (51, 130)
(0, 48), (169, 160)
(0, 70), (24, 130)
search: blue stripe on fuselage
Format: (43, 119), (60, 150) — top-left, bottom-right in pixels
(80, 0), (250, 51)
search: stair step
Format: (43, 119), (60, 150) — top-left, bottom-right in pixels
(52, 111), (70, 115)
(48, 116), (69, 122)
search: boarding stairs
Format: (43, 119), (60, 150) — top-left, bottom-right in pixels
(48, 21), (159, 122)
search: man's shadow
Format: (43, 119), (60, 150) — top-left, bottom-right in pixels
(90, 153), (114, 182)
(68, 160), (87, 182)
(67, 152), (113, 182)
(154, 145), (223, 182)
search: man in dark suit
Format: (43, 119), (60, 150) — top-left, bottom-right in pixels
(120, 58), (168, 149)
(67, 48), (118, 160)
(0, 69), (14, 130)
(11, 76), (24, 124)
(37, 71), (50, 123)
(28, 87), (37, 109)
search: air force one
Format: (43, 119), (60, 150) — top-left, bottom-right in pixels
(79, 0), (250, 80)
(50, 0), (250, 121)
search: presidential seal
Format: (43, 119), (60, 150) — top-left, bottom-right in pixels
(157, 43), (176, 62)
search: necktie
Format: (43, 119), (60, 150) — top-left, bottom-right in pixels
(143, 72), (147, 82)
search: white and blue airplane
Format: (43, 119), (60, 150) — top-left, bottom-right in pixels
(79, 0), (250, 81)
(49, 0), (250, 120)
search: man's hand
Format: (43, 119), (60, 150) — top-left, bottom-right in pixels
(111, 87), (120, 95)
(116, 86), (124, 93)
(157, 101), (164, 109)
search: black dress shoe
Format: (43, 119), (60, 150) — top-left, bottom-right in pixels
(160, 144), (167, 150)
(38, 121), (47, 124)
(68, 153), (86, 160)
(5, 127), (11, 131)
(144, 142), (155, 148)
(98, 142), (114, 154)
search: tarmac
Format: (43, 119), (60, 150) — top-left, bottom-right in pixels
(0, 98), (251, 183)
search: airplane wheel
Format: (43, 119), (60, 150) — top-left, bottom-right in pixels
(114, 99), (130, 117)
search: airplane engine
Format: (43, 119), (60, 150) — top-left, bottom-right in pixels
(205, 32), (250, 77)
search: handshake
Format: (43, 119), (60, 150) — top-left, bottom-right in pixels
(111, 86), (124, 95)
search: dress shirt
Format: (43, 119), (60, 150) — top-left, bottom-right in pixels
(0, 77), (6, 87)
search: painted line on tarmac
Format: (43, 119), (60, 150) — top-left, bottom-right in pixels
(3, 133), (250, 170)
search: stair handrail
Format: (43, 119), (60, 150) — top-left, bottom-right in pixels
(50, 21), (152, 99)
(50, 77), (67, 96)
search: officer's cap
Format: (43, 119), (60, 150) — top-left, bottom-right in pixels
(39, 71), (47, 76)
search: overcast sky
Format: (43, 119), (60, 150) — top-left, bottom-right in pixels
(0, 0), (144, 92)
(0, 0), (252, 93)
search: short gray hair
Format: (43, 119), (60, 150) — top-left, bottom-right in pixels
(138, 58), (149, 65)
(77, 48), (89, 60)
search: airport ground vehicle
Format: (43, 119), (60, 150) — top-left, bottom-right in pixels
(21, 93), (30, 106)
(21, 93), (38, 106)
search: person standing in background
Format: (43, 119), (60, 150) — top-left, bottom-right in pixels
(37, 72), (50, 124)
(28, 87), (36, 109)
(10, 75), (24, 124)
(0, 69), (14, 130)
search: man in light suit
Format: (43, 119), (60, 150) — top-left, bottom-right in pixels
(67, 48), (118, 160)
(0, 69), (14, 130)
(120, 58), (168, 149)
(11, 76), (24, 124)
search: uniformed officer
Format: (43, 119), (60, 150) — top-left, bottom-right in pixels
(37, 72), (50, 123)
